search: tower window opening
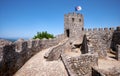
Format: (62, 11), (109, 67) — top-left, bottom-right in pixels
(82, 27), (84, 31)
(66, 29), (70, 37)
(79, 19), (81, 22)
(72, 18), (74, 22)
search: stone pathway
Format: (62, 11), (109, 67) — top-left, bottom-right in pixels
(14, 47), (68, 76)
(93, 53), (120, 75)
(97, 58), (120, 71)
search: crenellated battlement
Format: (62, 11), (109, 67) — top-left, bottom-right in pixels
(14, 38), (59, 52)
(64, 12), (83, 18)
(82, 27), (116, 32)
(0, 34), (65, 76)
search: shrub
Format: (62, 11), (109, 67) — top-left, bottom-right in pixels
(33, 31), (55, 39)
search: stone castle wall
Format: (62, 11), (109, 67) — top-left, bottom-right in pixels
(63, 13), (119, 58)
(55, 34), (65, 43)
(82, 27), (115, 58)
(111, 26), (120, 51)
(0, 35), (65, 76)
(61, 54), (98, 76)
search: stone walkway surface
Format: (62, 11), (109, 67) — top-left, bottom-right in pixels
(97, 58), (120, 71)
(93, 53), (120, 74)
(14, 47), (68, 76)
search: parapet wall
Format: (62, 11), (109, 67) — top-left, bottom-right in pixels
(44, 38), (69, 61)
(83, 27), (116, 58)
(61, 53), (98, 76)
(83, 27), (115, 33)
(0, 36), (64, 76)
(55, 34), (65, 43)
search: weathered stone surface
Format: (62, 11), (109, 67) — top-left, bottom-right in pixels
(81, 34), (88, 54)
(0, 44), (18, 76)
(86, 30), (113, 58)
(44, 45), (62, 61)
(61, 54), (98, 76)
(109, 67), (120, 76)
(111, 27), (120, 51)
(14, 40), (29, 71)
(14, 48), (68, 76)
(14, 40), (27, 53)
(44, 39), (68, 61)
(93, 67), (120, 76)
(55, 34), (65, 42)
(0, 38), (61, 76)
(0, 39), (12, 47)
(64, 12), (84, 38)
(98, 48), (107, 59)
(116, 44), (120, 61)
(0, 46), (3, 62)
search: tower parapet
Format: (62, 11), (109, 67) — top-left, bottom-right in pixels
(83, 27), (115, 33)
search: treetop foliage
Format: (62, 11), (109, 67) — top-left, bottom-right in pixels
(33, 31), (55, 39)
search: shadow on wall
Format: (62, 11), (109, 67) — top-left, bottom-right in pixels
(92, 68), (101, 76)
(80, 34), (88, 54)
(0, 44), (19, 76)
(111, 26), (120, 52)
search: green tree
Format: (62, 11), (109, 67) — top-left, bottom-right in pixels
(33, 31), (55, 39)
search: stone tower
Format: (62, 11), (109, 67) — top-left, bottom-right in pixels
(64, 12), (84, 43)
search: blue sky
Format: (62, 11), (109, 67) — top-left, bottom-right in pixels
(0, 0), (120, 39)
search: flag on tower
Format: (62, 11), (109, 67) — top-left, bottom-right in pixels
(75, 6), (82, 11)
